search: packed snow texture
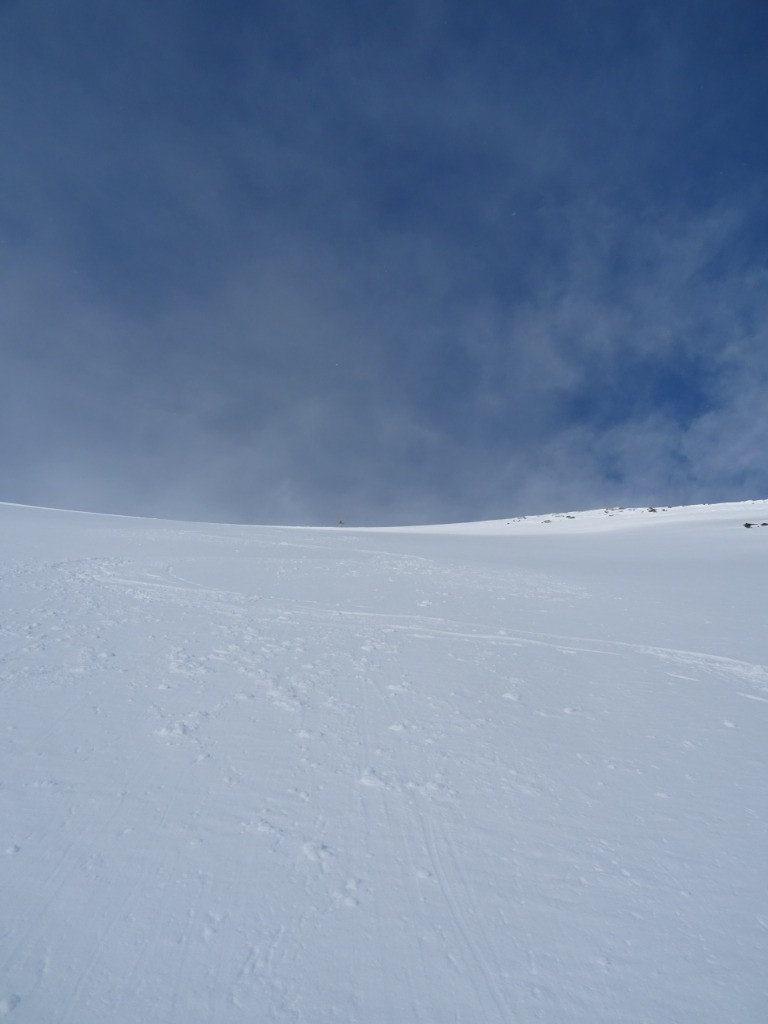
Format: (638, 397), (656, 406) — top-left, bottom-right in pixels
(1, 500), (766, 1022)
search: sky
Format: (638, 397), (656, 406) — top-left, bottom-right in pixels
(1, 0), (767, 526)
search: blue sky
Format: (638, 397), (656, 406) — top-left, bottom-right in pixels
(2, 0), (767, 524)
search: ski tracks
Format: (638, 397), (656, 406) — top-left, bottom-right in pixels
(418, 812), (514, 1023)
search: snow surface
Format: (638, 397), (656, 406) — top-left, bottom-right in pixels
(1, 499), (766, 1022)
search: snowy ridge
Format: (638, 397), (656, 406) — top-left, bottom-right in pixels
(1, 499), (766, 1022)
(375, 498), (768, 533)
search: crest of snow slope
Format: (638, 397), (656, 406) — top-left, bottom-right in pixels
(0, 500), (766, 1023)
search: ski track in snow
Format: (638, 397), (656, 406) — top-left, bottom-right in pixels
(0, 502), (767, 1022)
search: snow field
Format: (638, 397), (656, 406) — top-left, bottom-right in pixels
(1, 501), (766, 1022)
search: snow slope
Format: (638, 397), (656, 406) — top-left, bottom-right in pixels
(1, 500), (766, 1022)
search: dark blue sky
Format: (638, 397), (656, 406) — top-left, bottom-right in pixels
(2, 0), (767, 524)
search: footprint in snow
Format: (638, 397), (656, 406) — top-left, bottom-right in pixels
(359, 769), (386, 787)
(301, 841), (333, 872)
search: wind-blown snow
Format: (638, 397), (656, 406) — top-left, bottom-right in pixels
(1, 500), (766, 1022)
